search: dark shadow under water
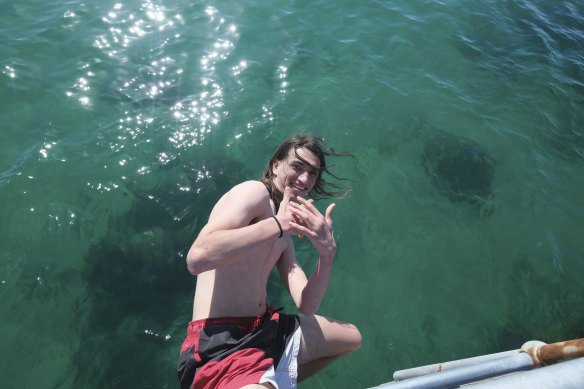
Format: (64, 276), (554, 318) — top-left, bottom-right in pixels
(422, 130), (495, 217)
(493, 256), (584, 351)
(73, 156), (249, 388)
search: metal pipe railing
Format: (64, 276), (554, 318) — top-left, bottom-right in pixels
(464, 356), (584, 388)
(369, 338), (584, 389)
(371, 352), (533, 389)
(392, 350), (519, 381)
(521, 338), (584, 366)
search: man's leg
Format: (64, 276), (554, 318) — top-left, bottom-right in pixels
(297, 314), (362, 381)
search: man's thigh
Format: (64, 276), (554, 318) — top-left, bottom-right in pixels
(297, 314), (362, 364)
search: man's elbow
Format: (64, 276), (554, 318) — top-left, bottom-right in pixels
(297, 301), (318, 316)
(186, 247), (210, 275)
(299, 307), (317, 316)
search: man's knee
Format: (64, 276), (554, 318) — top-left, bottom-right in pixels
(345, 323), (362, 353)
(299, 315), (362, 360)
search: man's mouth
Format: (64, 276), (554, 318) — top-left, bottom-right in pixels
(290, 184), (306, 192)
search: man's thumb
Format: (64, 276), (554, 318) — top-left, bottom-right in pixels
(325, 203), (336, 224)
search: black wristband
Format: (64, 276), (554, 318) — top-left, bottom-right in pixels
(271, 216), (283, 238)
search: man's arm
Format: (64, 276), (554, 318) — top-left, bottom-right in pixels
(186, 181), (280, 275)
(277, 197), (337, 315)
(277, 247), (335, 316)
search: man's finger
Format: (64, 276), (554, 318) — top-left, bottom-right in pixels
(283, 186), (291, 202)
(289, 222), (317, 237)
(296, 196), (318, 215)
(325, 203), (336, 225)
(279, 187), (291, 214)
(290, 203), (310, 220)
(292, 212), (304, 225)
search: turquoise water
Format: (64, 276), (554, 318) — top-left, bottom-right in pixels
(1, 0), (583, 387)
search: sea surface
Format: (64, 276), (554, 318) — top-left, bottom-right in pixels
(1, 0), (583, 388)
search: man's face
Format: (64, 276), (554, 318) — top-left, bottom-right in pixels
(272, 147), (320, 198)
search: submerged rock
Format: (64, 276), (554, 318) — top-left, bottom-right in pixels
(422, 131), (495, 215)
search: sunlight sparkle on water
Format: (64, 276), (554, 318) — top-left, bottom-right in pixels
(3, 65), (16, 78)
(39, 142), (57, 159)
(232, 60), (247, 76)
(167, 6), (239, 149)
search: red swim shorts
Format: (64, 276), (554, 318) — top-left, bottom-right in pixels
(177, 309), (301, 389)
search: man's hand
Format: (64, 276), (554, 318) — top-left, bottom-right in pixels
(288, 197), (337, 260)
(276, 187), (303, 236)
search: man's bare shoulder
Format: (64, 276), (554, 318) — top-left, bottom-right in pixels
(230, 180), (269, 196)
(208, 180), (271, 224)
(220, 180), (269, 206)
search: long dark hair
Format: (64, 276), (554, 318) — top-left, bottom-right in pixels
(260, 134), (353, 210)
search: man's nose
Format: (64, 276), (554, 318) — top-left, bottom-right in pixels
(298, 171), (310, 183)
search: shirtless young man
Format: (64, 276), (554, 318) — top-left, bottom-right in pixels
(177, 135), (362, 389)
